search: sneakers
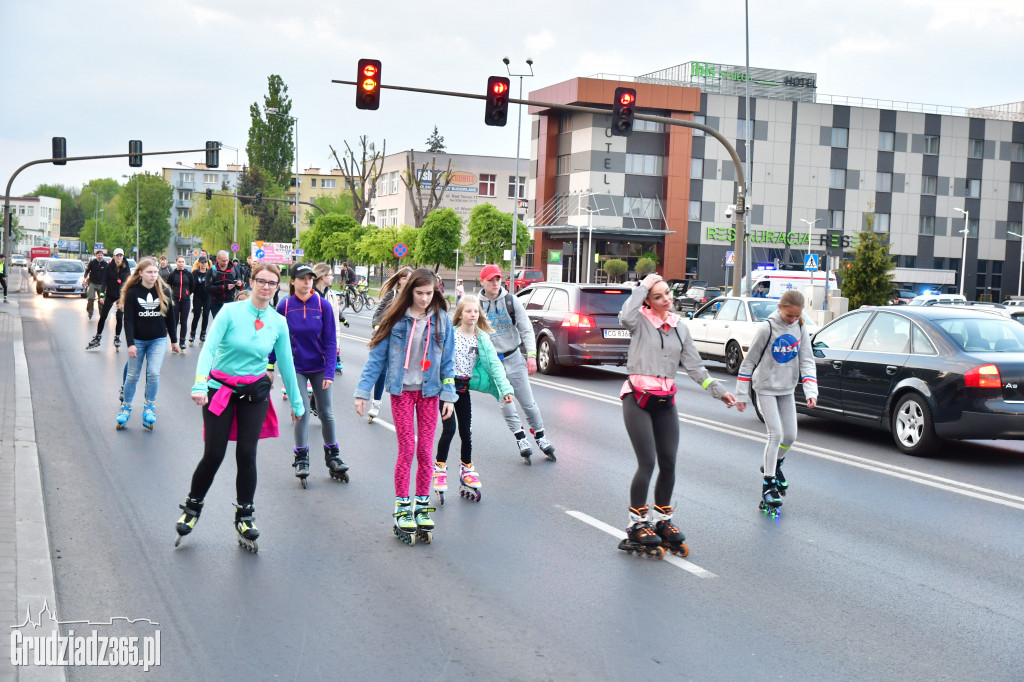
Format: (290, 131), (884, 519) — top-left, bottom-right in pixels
(532, 429), (556, 462)
(432, 463), (448, 492)
(515, 431), (533, 463)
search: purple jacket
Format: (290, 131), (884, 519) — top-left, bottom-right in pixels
(271, 293), (338, 380)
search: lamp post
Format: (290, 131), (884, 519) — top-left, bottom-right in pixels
(503, 57), (534, 292)
(954, 207), (970, 297)
(1007, 230), (1024, 298)
(219, 144), (241, 244)
(123, 174), (139, 259)
(266, 108), (299, 252)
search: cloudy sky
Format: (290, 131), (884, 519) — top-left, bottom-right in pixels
(2, 0), (1022, 196)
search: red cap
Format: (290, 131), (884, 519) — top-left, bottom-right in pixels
(479, 264), (502, 282)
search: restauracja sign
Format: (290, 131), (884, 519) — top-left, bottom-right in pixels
(706, 226), (860, 248)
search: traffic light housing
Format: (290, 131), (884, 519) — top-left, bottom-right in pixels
(52, 137), (67, 165)
(356, 59), (381, 110)
(485, 76), (510, 127)
(254, 191), (263, 205)
(205, 141), (220, 168)
(611, 87), (636, 137)
(205, 189), (213, 200)
(128, 139), (143, 167)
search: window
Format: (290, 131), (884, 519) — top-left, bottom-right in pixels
(876, 172), (892, 191)
(390, 171), (399, 195)
(18, 206), (24, 215)
(967, 218), (979, 238)
(180, 172), (194, 183)
(920, 216), (935, 235)
(812, 311), (870, 350)
(623, 197), (658, 219)
(912, 324), (937, 355)
(321, 179), (336, 189)
(478, 174), (496, 196)
(922, 175), (937, 195)
(624, 154), (663, 176)
(830, 210), (844, 230)
(737, 120), (751, 138)
(716, 299), (741, 321)
(556, 155), (570, 175)
(969, 139), (985, 159)
(692, 114), (706, 137)
(507, 175), (526, 199)
(204, 173), (218, 184)
(27, 206), (34, 216)
(632, 120), (664, 133)
(548, 289), (569, 312)
(1010, 182), (1024, 202)
(1008, 222), (1024, 240)
(831, 127), (848, 148)
(525, 288), (552, 311)
(179, 190), (191, 201)
(829, 169), (846, 189)
(873, 213), (890, 232)
(558, 114), (572, 134)
(1012, 142), (1024, 162)
(967, 179), (981, 198)
(858, 312), (911, 353)
(388, 209), (398, 227)
(923, 135), (940, 155)
(878, 131), (894, 151)
(688, 200), (701, 220)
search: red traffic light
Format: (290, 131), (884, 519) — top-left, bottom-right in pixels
(492, 81), (508, 95)
(619, 91), (635, 106)
(484, 76), (511, 127)
(362, 63), (378, 78)
(612, 87), (637, 137)
(356, 59), (382, 110)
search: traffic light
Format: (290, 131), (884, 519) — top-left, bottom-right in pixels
(356, 59), (382, 110)
(128, 139), (143, 167)
(205, 141), (220, 168)
(485, 76), (510, 127)
(612, 87), (636, 137)
(52, 137), (67, 165)
(205, 189), (213, 200)
(254, 191), (263, 205)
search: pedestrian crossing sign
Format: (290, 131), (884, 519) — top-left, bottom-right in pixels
(804, 254), (819, 271)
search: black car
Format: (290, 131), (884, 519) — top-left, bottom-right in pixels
(675, 285), (723, 313)
(756, 306), (1024, 455)
(516, 283), (633, 374)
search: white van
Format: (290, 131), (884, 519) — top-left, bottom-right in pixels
(748, 269), (838, 299)
(907, 293), (967, 306)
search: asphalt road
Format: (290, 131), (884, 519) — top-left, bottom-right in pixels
(18, 284), (1024, 680)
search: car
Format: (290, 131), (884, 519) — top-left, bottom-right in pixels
(668, 279), (706, 298)
(11, 254), (27, 267)
(674, 285), (723, 313)
(752, 306), (1024, 456)
(29, 257), (51, 278)
(38, 258), (87, 298)
(510, 269), (545, 291)
(907, 293), (967, 306)
(889, 289), (918, 305)
(515, 282), (633, 374)
(684, 296), (819, 374)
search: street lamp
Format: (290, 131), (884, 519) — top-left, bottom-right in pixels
(800, 217), (822, 304)
(503, 57), (534, 292)
(1007, 230), (1024, 297)
(954, 207), (970, 297)
(219, 144), (241, 244)
(266, 107), (299, 251)
(123, 174), (139, 259)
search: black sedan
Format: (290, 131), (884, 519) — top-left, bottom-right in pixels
(755, 306), (1024, 455)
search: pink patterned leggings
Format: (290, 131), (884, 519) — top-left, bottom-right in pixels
(390, 390), (440, 497)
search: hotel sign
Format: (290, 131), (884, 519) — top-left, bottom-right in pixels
(690, 62), (816, 89)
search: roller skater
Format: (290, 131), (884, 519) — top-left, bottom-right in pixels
(617, 506), (664, 559)
(324, 443), (349, 482)
(617, 274), (737, 558)
(174, 497), (204, 547)
(86, 334), (102, 350)
(92, 248), (129, 352)
(432, 463), (448, 505)
(115, 404), (132, 430)
(414, 495), (435, 543)
(531, 429), (556, 462)
(651, 504), (688, 556)
(292, 446), (310, 488)
(141, 401), (157, 430)
(113, 336), (121, 351)
(393, 497), (417, 546)
(458, 464), (482, 502)
(366, 267), (413, 426)
(234, 503), (259, 553)
(735, 290), (817, 518)
(312, 263), (348, 379)
(189, 256), (212, 345)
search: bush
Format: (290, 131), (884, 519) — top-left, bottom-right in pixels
(603, 258), (628, 282)
(635, 257), (656, 277)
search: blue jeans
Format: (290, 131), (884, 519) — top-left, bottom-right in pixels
(123, 337), (167, 405)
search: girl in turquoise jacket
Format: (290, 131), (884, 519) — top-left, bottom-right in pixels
(433, 294), (514, 504)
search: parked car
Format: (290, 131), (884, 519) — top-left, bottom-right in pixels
(674, 285), (723, 313)
(684, 296), (819, 374)
(29, 257), (51, 278)
(10, 254), (27, 267)
(515, 283), (633, 374)
(38, 258), (87, 298)
(510, 269), (545, 291)
(889, 289), (918, 305)
(752, 306), (1024, 456)
(668, 279), (706, 298)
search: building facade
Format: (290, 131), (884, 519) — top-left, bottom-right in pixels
(527, 62), (1024, 300)
(161, 164), (243, 257)
(2, 196), (61, 254)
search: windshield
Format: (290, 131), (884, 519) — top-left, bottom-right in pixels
(580, 290), (631, 315)
(937, 318), (1024, 352)
(47, 260), (85, 273)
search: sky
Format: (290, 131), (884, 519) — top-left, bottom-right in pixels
(2, 0), (1022, 197)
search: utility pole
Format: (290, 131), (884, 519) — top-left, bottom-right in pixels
(503, 57), (534, 292)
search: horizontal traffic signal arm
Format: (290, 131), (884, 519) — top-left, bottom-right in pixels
(206, 192), (327, 216)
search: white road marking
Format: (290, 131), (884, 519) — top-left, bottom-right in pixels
(565, 510), (717, 578)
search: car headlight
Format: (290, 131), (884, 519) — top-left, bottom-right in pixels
(42, 275), (53, 285)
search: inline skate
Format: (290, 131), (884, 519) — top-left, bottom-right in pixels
(115, 404), (132, 430)
(432, 462), (447, 505)
(617, 505), (665, 559)
(367, 399), (381, 423)
(234, 503), (259, 553)
(141, 401), (156, 430)
(324, 443), (349, 483)
(86, 334), (101, 350)
(413, 495), (435, 544)
(292, 446), (310, 488)
(651, 504), (689, 557)
(174, 497), (204, 547)
(113, 336), (121, 352)
(531, 429), (557, 462)
(459, 464), (482, 502)
(393, 497), (417, 546)
(759, 476), (783, 519)
(515, 431), (532, 464)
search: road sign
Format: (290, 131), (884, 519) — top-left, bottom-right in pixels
(94, 243), (104, 251)
(255, 240), (264, 249)
(393, 243), (407, 258)
(804, 253), (819, 271)
(255, 249), (265, 259)
(294, 248), (305, 256)
(191, 249), (199, 256)
(725, 250), (735, 267)
(230, 242), (240, 253)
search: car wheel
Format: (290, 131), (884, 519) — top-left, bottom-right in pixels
(42, 291), (49, 298)
(36, 284), (42, 295)
(80, 292), (87, 298)
(537, 337), (560, 375)
(725, 341), (743, 375)
(891, 393), (939, 456)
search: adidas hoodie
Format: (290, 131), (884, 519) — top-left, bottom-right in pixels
(734, 310), (817, 402)
(122, 282), (177, 346)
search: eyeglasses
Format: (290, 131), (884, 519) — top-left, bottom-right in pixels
(252, 278), (278, 289)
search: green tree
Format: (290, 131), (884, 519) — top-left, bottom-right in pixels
(245, 74), (295, 187)
(353, 226), (400, 267)
(636, 257), (657, 277)
(843, 217), (894, 309)
(603, 258), (628, 282)
(177, 194), (259, 258)
(425, 126), (446, 153)
(27, 184), (83, 236)
(414, 208), (461, 271)
(306, 193), (354, 226)
(237, 166), (292, 243)
(640, 250), (659, 266)
(464, 203), (530, 268)
(300, 213), (363, 263)
(117, 173), (174, 256)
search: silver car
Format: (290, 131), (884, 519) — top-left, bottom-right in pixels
(39, 259), (87, 298)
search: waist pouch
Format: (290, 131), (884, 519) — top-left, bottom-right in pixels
(234, 375), (273, 403)
(627, 379), (677, 410)
(455, 376), (471, 394)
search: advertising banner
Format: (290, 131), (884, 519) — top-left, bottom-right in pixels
(251, 242), (292, 265)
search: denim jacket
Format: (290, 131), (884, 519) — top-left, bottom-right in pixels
(355, 309), (457, 403)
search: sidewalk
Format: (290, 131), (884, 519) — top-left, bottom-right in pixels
(0, 274), (65, 681)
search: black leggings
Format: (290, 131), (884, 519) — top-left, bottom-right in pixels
(190, 295), (210, 338)
(174, 297), (191, 344)
(95, 295), (123, 337)
(188, 388), (269, 505)
(436, 379), (472, 465)
(622, 395), (680, 508)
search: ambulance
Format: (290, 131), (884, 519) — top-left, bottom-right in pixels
(746, 268), (837, 299)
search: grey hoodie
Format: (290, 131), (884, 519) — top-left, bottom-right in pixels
(480, 286), (536, 356)
(734, 311), (818, 401)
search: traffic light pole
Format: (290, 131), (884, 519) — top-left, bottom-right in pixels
(208, 192), (327, 215)
(331, 80), (748, 296)
(2, 145), (219, 273)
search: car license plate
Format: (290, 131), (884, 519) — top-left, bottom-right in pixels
(59, 286), (72, 291)
(603, 329), (630, 339)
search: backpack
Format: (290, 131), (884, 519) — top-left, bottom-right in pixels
(504, 292), (516, 327)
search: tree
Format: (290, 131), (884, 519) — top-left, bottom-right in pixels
(117, 173), (173, 256)
(425, 126), (446, 153)
(353, 224), (420, 269)
(330, 137), (386, 225)
(237, 166), (292, 243)
(176, 194), (259, 258)
(464, 203), (530, 268)
(842, 216), (894, 309)
(245, 75), (295, 188)
(306, 193), (354, 226)
(604, 258), (628, 282)
(27, 184), (83, 236)
(300, 213), (363, 263)
(401, 151), (453, 228)
(636, 257), (657, 277)
(414, 208), (462, 271)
